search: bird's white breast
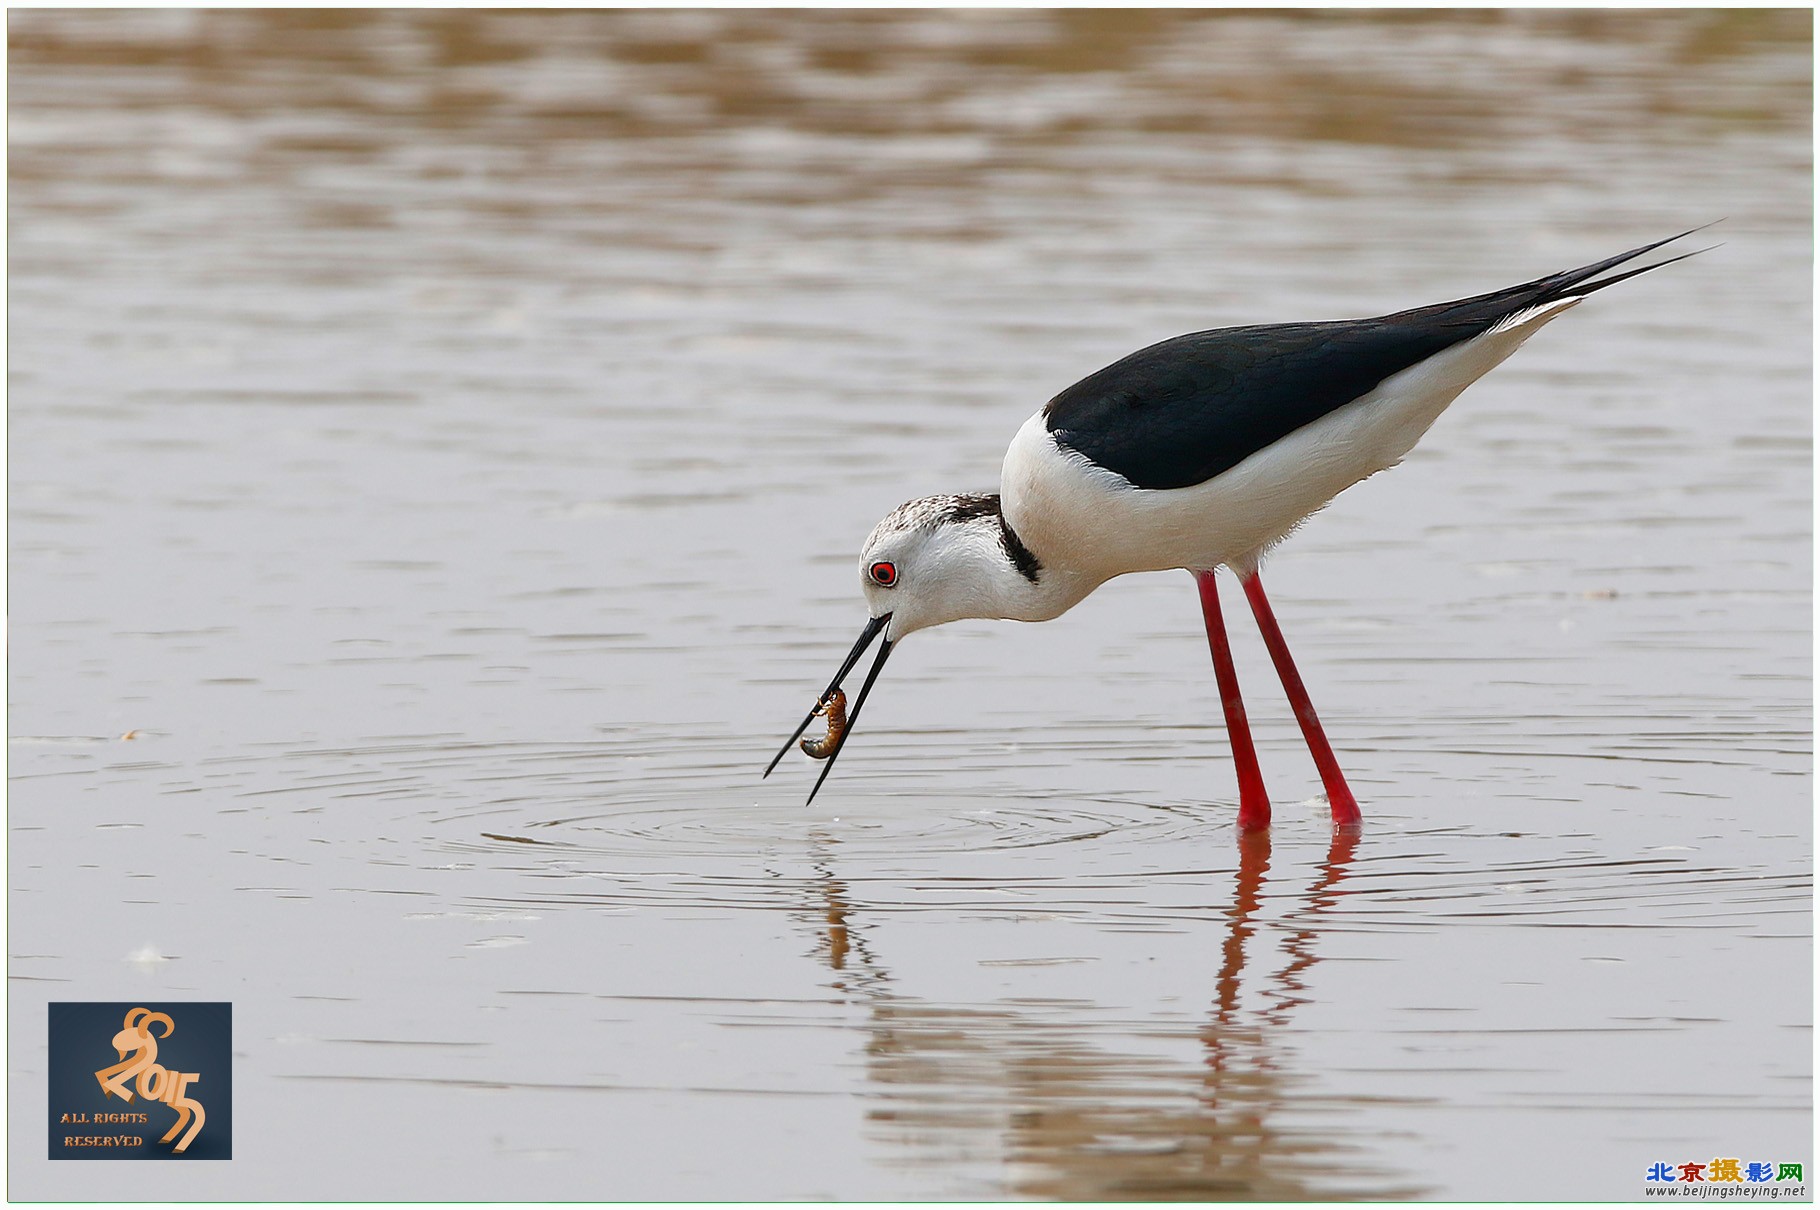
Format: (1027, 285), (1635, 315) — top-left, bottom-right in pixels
(1001, 298), (1579, 580)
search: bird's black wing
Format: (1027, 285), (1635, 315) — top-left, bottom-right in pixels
(1043, 231), (1702, 491)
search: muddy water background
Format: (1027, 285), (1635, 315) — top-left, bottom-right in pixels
(8, 10), (1811, 1200)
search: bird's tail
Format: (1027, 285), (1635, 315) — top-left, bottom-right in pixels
(1411, 223), (1717, 329)
(1522, 223), (1719, 305)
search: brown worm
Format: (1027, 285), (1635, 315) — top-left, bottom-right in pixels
(799, 688), (848, 760)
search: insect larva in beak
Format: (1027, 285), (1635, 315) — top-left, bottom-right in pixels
(799, 688), (848, 760)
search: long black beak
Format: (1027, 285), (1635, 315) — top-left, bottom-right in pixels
(763, 613), (896, 806)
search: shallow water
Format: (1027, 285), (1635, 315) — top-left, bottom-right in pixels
(8, 10), (1812, 1200)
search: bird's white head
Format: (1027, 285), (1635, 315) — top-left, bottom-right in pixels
(858, 492), (1043, 641)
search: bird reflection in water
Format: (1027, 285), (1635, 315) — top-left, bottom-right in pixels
(806, 843), (887, 995)
(798, 827), (1418, 1200)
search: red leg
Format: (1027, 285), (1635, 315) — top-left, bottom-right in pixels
(1195, 570), (1271, 832)
(1239, 570), (1363, 829)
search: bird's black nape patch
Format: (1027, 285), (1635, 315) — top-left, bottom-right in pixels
(997, 509), (1043, 584)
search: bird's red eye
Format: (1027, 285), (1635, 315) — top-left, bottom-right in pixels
(869, 561), (897, 587)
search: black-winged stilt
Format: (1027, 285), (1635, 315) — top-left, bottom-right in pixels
(767, 230), (1704, 831)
